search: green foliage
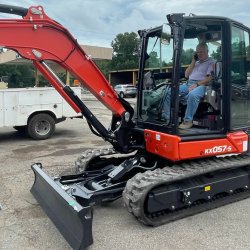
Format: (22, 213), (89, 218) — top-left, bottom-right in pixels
(38, 75), (50, 87)
(145, 51), (160, 68)
(94, 32), (140, 80)
(110, 32), (139, 70)
(144, 48), (194, 69)
(0, 64), (79, 88)
(181, 48), (194, 65)
(0, 64), (36, 88)
(95, 60), (111, 80)
(211, 46), (221, 60)
(57, 73), (75, 86)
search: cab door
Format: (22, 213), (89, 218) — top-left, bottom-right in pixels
(230, 25), (250, 129)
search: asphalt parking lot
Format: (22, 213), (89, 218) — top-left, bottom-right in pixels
(1, 94), (250, 250)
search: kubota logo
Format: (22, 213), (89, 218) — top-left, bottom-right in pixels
(205, 145), (232, 154)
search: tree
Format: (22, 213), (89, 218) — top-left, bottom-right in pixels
(145, 51), (160, 68)
(95, 60), (111, 80)
(110, 32), (139, 70)
(211, 46), (221, 61)
(181, 48), (195, 65)
(56, 72), (75, 86)
(0, 63), (82, 88)
(0, 64), (36, 88)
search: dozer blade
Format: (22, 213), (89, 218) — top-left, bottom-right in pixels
(30, 164), (93, 250)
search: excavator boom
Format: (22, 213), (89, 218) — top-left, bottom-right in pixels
(0, 4), (137, 149)
(0, 4), (125, 115)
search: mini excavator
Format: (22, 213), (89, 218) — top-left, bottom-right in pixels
(1, 4), (250, 250)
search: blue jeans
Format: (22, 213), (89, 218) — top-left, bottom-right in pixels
(163, 80), (206, 121)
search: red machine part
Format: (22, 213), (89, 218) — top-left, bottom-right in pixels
(0, 5), (125, 116)
(33, 61), (81, 113)
(145, 130), (248, 161)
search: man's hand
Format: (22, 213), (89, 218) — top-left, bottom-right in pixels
(188, 83), (197, 92)
(185, 55), (196, 78)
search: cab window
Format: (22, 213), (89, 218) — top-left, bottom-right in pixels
(230, 26), (250, 128)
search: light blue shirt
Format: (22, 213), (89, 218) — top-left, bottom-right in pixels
(189, 57), (216, 81)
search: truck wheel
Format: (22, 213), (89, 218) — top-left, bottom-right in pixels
(13, 126), (26, 132)
(27, 114), (55, 140)
(120, 92), (124, 98)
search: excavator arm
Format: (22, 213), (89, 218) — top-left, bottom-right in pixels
(0, 4), (135, 149)
(0, 5), (139, 249)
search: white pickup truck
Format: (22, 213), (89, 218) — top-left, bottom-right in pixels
(0, 87), (82, 140)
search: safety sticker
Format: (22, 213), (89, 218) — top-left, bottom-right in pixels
(243, 141), (248, 151)
(156, 134), (161, 141)
(205, 186), (210, 191)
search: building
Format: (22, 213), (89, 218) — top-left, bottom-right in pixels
(0, 45), (112, 86)
(108, 65), (189, 87)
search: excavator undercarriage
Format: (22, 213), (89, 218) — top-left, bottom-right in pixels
(31, 150), (250, 249)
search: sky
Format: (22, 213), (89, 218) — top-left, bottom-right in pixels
(0, 0), (250, 48)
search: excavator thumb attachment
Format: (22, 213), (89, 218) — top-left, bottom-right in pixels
(30, 164), (93, 250)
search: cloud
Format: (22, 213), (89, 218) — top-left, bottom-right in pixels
(1, 0), (250, 47)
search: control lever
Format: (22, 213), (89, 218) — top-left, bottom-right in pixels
(210, 64), (220, 90)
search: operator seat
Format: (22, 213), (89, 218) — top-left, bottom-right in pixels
(202, 61), (221, 110)
(180, 61), (222, 130)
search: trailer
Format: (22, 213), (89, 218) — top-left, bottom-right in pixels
(0, 86), (82, 139)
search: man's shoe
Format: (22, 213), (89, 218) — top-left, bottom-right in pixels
(179, 120), (193, 129)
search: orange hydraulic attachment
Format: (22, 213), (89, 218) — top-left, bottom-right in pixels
(0, 5), (125, 117)
(145, 130), (248, 161)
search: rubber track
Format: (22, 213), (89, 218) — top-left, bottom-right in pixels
(123, 153), (250, 226)
(75, 147), (116, 172)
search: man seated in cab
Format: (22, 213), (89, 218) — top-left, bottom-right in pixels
(163, 42), (216, 129)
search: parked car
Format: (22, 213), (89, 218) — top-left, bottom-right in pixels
(114, 84), (137, 98)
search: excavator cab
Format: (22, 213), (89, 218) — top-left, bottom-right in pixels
(136, 14), (250, 138)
